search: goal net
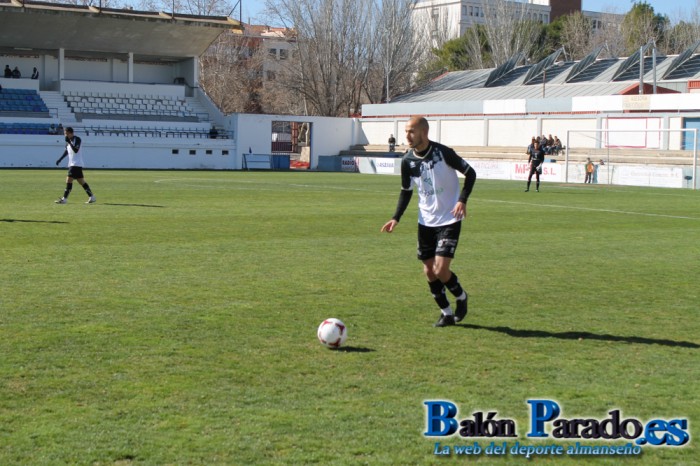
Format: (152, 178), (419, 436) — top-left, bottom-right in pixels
(242, 153), (273, 170)
(564, 128), (699, 189)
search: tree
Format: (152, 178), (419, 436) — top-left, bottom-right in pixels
(198, 31), (267, 113)
(479, 0), (543, 67)
(264, 0), (375, 116)
(560, 11), (593, 60)
(621, 1), (668, 55)
(661, 1), (700, 55)
(664, 20), (700, 54)
(369, 0), (420, 104)
(136, 0), (233, 16)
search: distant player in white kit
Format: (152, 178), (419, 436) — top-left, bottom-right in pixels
(381, 116), (477, 327)
(55, 127), (96, 204)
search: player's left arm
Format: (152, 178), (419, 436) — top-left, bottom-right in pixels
(445, 149), (477, 219)
(67, 136), (81, 153)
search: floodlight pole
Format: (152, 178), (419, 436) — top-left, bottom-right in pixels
(694, 128), (698, 190)
(542, 68), (546, 98)
(639, 45), (644, 94)
(565, 131), (570, 183)
(652, 40), (657, 94)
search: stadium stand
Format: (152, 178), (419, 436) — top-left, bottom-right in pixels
(0, 88), (49, 117)
(63, 92), (197, 121)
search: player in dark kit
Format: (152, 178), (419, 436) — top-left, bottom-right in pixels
(525, 140), (545, 192)
(381, 116), (477, 327)
(54, 127), (96, 204)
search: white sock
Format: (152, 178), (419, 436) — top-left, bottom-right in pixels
(441, 307), (453, 316)
(456, 291), (467, 302)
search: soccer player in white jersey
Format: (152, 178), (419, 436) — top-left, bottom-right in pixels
(381, 116), (477, 327)
(54, 127), (96, 204)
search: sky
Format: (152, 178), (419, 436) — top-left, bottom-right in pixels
(583, 0), (697, 22)
(242, 1), (700, 25)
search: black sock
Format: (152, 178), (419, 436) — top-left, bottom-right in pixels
(63, 182), (73, 199)
(536, 181), (540, 190)
(82, 183), (93, 196)
(444, 272), (466, 299)
(428, 279), (450, 310)
(526, 181), (531, 189)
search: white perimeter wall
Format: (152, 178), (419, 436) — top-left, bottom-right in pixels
(227, 113), (355, 170)
(0, 134), (237, 170)
(487, 119), (537, 146)
(440, 120), (485, 147)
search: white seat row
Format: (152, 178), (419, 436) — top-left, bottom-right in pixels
(64, 92), (196, 118)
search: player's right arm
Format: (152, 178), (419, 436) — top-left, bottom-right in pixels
(381, 158), (413, 233)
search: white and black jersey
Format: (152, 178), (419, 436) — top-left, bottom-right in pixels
(65, 135), (84, 167)
(393, 142), (476, 227)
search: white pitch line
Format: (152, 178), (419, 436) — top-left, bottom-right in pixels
(481, 199), (699, 220)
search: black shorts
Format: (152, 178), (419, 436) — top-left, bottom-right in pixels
(417, 221), (462, 261)
(67, 166), (84, 179)
(529, 162), (542, 175)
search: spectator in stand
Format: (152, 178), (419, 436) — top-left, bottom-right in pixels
(4, 65), (11, 78)
(584, 158), (594, 184)
(552, 136), (562, 155)
(388, 134), (396, 152)
(57, 123), (64, 135)
(209, 126), (218, 139)
(12, 66), (21, 79)
(31, 67), (39, 80)
(526, 136), (536, 155)
(49, 124), (57, 135)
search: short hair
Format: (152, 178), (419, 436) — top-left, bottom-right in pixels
(410, 116), (429, 132)
(65, 127), (74, 133)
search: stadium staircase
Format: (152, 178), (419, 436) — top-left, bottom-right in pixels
(40, 91), (77, 125)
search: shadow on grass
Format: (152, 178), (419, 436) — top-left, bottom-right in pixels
(103, 203), (165, 208)
(1, 218), (68, 224)
(461, 324), (699, 349)
(335, 346), (375, 353)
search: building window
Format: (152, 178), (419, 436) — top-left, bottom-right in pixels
(268, 48), (277, 58)
(469, 5), (473, 16)
(266, 70), (276, 80)
(279, 49), (288, 60)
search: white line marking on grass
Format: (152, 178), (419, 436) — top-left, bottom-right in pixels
(556, 184), (699, 198)
(482, 199), (700, 220)
(154, 178), (387, 193)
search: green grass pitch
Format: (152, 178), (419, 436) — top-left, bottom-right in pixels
(1, 169), (698, 465)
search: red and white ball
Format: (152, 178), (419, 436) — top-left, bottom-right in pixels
(317, 318), (347, 348)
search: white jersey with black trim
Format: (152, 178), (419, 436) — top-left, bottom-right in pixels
(400, 142), (473, 227)
(66, 136), (84, 167)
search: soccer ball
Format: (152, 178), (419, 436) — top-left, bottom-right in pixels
(317, 318), (347, 348)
